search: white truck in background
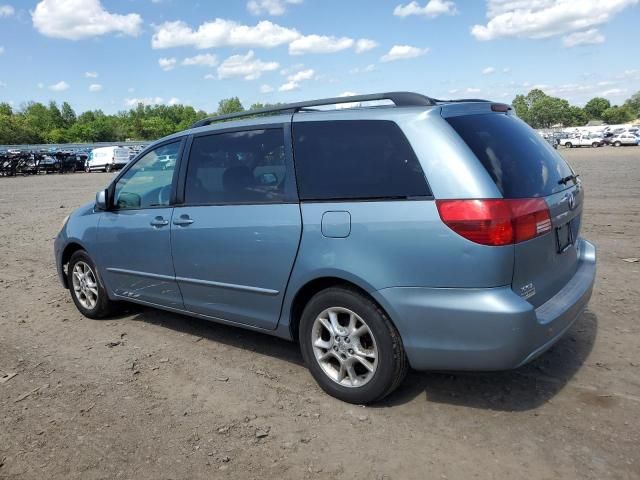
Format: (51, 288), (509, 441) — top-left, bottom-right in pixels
(86, 146), (131, 172)
(559, 134), (603, 148)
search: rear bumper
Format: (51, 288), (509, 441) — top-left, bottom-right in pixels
(373, 238), (596, 371)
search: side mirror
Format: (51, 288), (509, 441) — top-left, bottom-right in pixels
(258, 172), (278, 186)
(95, 189), (108, 211)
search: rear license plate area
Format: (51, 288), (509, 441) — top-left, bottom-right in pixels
(555, 221), (573, 253)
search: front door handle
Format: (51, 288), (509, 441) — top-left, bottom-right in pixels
(173, 214), (194, 226)
(150, 216), (169, 227)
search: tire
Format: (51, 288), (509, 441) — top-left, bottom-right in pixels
(592, 142), (599, 148)
(105, 164), (112, 173)
(299, 286), (408, 404)
(565, 142), (572, 148)
(68, 250), (118, 319)
(614, 141), (621, 147)
(85, 166), (90, 173)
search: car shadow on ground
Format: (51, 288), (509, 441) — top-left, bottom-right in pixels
(124, 305), (597, 412)
(380, 310), (598, 411)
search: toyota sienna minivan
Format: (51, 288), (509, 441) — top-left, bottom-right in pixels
(54, 92), (596, 404)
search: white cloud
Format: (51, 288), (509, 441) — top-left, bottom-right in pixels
(84, 71), (98, 78)
(182, 53), (218, 67)
(0, 81), (6, 88)
(158, 57), (177, 71)
(394, 0), (458, 17)
(278, 67), (315, 91)
(380, 44), (429, 62)
(124, 97), (181, 107)
(0, 46), (4, 55)
(482, 66), (496, 75)
(471, 0), (638, 43)
(278, 81), (298, 92)
(280, 63), (305, 75)
(601, 88), (627, 96)
(89, 83), (102, 92)
(247, 0), (303, 16)
(151, 18), (300, 49)
(503, 67), (511, 73)
(217, 50), (279, 80)
(204, 73), (216, 80)
(562, 28), (605, 47)
(355, 38), (378, 53)
(127, 87), (135, 93)
(37, 82), (44, 89)
(350, 64), (376, 74)
(48, 80), (69, 91)
(465, 87), (481, 94)
(0, 4), (15, 17)
(32, 0), (142, 40)
(260, 84), (274, 93)
(289, 34), (354, 54)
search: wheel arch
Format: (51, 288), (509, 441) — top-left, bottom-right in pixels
(59, 241), (86, 288)
(286, 275), (396, 342)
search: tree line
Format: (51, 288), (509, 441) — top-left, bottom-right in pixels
(1, 90), (638, 145)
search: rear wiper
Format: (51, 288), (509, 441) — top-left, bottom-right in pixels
(558, 174), (579, 185)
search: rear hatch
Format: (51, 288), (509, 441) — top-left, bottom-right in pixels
(445, 109), (582, 307)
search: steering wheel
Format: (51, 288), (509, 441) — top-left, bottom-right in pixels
(157, 185), (171, 206)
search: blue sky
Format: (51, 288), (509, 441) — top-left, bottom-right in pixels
(0, 0), (639, 114)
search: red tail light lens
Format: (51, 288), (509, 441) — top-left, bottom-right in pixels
(436, 198), (551, 246)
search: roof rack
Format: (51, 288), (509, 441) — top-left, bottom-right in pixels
(191, 91), (436, 128)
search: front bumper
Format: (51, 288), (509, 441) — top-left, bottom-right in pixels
(54, 232), (68, 288)
(373, 238), (596, 371)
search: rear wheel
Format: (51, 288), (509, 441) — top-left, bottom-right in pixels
(565, 142), (573, 148)
(299, 286), (408, 404)
(68, 250), (118, 319)
(105, 164), (112, 173)
(592, 142), (599, 148)
(614, 141), (622, 147)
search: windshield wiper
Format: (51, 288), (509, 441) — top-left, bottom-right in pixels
(558, 174), (579, 185)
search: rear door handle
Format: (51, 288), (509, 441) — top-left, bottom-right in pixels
(150, 216), (169, 227)
(173, 214), (194, 226)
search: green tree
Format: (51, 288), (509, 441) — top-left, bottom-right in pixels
(601, 105), (635, 124)
(584, 97), (611, 120)
(217, 97), (244, 115)
(61, 101), (77, 128)
(623, 91), (640, 118)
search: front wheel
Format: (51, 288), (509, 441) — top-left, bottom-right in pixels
(299, 286), (408, 404)
(614, 141), (622, 147)
(592, 142), (599, 148)
(565, 142), (573, 148)
(68, 250), (118, 319)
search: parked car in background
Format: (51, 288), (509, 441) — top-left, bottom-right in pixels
(611, 133), (640, 146)
(559, 135), (603, 148)
(87, 146), (131, 172)
(54, 92), (596, 404)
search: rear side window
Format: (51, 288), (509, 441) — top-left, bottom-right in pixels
(185, 129), (293, 205)
(293, 120), (430, 201)
(446, 114), (575, 198)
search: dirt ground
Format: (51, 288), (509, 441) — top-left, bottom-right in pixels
(0, 146), (639, 480)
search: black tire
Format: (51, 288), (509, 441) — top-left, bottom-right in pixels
(299, 286), (408, 404)
(105, 164), (112, 173)
(565, 142), (572, 148)
(614, 141), (621, 147)
(68, 250), (118, 319)
(592, 142), (599, 148)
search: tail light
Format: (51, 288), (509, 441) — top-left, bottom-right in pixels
(436, 198), (552, 246)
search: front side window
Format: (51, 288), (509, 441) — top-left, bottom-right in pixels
(113, 141), (181, 210)
(293, 120), (431, 201)
(185, 129), (291, 205)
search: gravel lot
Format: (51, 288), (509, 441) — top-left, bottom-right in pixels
(1, 146), (639, 480)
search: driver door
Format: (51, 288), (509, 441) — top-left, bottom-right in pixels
(94, 139), (185, 309)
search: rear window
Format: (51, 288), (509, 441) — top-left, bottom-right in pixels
(446, 114), (576, 198)
(293, 120), (430, 201)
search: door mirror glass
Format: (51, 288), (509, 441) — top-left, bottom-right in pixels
(95, 189), (108, 210)
(258, 172), (278, 186)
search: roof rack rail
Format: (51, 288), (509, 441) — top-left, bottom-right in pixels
(432, 98), (492, 103)
(191, 91), (436, 128)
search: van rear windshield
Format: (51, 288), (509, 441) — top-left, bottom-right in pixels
(446, 113), (576, 198)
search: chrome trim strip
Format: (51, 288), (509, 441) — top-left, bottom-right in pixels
(175, 276), (279, 296)
(106, 267), (175, 282)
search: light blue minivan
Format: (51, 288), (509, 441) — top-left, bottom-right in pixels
(54, 92), (596, 404)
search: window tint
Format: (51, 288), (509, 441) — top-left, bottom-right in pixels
(446, 114), (576, 198)
(185, 129), (291, 205)
(113, 141), (180, 210)
(293, 120), (430, 201)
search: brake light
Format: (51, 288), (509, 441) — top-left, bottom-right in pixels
(436, 199), (551, 246)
